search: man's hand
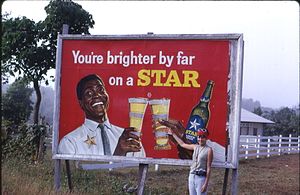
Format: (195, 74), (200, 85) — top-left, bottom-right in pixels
(113, 127), (141, 156)
(159, 118), (193, 159)
(159, 118), (185, 137)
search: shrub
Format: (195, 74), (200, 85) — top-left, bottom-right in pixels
(2, 123), (47, 163)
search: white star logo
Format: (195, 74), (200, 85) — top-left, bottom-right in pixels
(189, 119), (200, 130)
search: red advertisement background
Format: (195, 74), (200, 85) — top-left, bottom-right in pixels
(59, 39), (229, 159)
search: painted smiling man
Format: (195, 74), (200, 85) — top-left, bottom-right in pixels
(58, 74), (145, 157)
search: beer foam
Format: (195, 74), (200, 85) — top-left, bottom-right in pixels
(148, 99), (170, 105)
(128, 98), (148, 104)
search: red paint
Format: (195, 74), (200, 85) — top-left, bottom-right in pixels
(59, 39), (229, 159)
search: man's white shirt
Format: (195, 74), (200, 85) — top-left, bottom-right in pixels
(58, 118), (145, 157)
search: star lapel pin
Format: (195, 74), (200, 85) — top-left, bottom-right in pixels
(84, 135), (96, 148)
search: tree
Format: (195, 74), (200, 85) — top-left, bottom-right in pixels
(2, 0), (94, 161)
(1, 80), (41, 162)
(42, 0), (95, 65)
(2, 16), (52, 125)
(273, 107), (299, 137)
(253, 106), (263, 116)
(242, 98), (261, 112)
(2, 79), (33, 127)
(2, 0), (94, 125)
(263, 107), (299, 137)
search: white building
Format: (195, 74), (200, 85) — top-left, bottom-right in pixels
(240, 108), (274, 136)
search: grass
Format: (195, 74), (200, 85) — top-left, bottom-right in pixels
(2, 151), (299, 195)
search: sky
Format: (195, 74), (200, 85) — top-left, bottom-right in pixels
(2, 1), (299, 109)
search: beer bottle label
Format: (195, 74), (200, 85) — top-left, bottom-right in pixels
(185, 115), (204, 143)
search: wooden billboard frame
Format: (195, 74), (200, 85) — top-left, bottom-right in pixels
(53, 32), (244, 193)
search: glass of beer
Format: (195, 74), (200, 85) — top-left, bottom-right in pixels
(149, 98), (171, 150)
(128, 98), (148, 137)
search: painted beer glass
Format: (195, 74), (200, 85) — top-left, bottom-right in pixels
(149, 99), (171, 150)
(128, 98), (148, 137)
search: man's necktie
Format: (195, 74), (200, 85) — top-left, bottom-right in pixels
(99, 124), (111, 155)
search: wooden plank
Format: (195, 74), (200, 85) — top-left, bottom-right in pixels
(240, 135), (297, 140)
(80, 162), (139, 170)
(231, 169), (239, 195)
(240, 145), (299, 152)
(53, 24), (68, 193)
(239, 150), (300, 158)
(65, 160), (73, 191)
(54, 159), (61, 191)
(137, 164), (149, 195)
(52, 154), (230, 167)
(62, 24), (69, 34)
(228, 35), (244, 169)
(52, 33), (63, 156)
(59, 33), (243, 40)
(222, 168), (230, 195)
(240, 141), (296, 145)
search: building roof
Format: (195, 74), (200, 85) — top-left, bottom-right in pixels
(241, 108), (275, 124)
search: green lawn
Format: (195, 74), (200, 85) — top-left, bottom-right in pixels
(2, 152), (299, 194)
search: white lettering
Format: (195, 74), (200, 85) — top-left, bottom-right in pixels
(72, 50), (80, 64)
(109, 76), (123, 86)
(159, 51), (173, 67)
(106, 51), (156, 67)
(126, 77), (134, 86)
(72, 50), (103, 64)
(177, 51), (195, 65)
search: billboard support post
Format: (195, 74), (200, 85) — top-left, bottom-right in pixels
(62, 24), (72, 192)
(231, 169), (239, 195)
(222, 168), (230, 195)
(54, 159), (61, 191)
(54, 24), (70, 192)
(137, 163), (149, 195)
(65, 160), (73, 191)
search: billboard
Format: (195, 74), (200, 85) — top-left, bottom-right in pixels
(53, 34), (243, 168)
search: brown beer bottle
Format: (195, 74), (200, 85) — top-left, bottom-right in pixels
(185, 80), (214, 143)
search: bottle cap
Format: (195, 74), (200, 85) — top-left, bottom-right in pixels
(207, 80), (215, 85)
